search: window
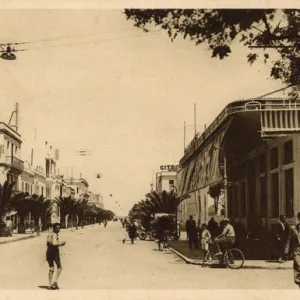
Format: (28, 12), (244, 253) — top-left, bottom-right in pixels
(22, 182), (24, 192)
(30, 185), (33, 195)
(283, 140), (293, 165)
(15, 146), (17, 154)
(169, 180), (174, 185)
(7, 141), (9, 150)
(260, 177), (267, 217)
(270, 147), (278, 170)
(285, 168), (294, 218)
(271, 173), (279, 217)
(259, 154), (266, 174)
(41, 187), (44, 196)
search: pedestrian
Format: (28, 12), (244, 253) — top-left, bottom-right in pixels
(127, 219), (137, 244)
(5, 217), (13, 236)
(30, 219), (35, 234)
(208, 217), (219, 238)
(186, 215), (198, 249)
(201, 224), (212, 261)
(285, 212), (300, 289)
(35, 220), (41, 236)
(156, 222), (165, 251)
(46, 223), (66, 290)
(276, 215), (290, 263)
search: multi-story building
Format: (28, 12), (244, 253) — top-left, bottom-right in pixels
(0, 122), (23, 187)
(63, 177), (89, 200)
(177, 97), (300, 232)
(156, 167), (178, 193)
(88, 193), (104, 209)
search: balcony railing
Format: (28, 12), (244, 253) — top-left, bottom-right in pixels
(6, 156), (24, 171)
(46, 174), (56, 180)
(181, 98), (300, 166)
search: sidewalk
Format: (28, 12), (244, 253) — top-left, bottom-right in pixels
(168, 240), (293, 270)
(0, 233), (35, 244)
(0, 224), (101, 245)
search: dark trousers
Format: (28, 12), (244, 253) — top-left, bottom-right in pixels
(293, 248), (300, 286)
(188, 233), (198, 249)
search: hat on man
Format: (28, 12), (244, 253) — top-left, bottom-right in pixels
(223, 218), (230, 223)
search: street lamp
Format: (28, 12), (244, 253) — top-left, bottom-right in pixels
(213, 145), (228, 218)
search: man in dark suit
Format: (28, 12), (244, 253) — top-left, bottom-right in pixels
(285, 212), (300, 288)
(186, 215), (197, 249)
(277, 215), (290, 262)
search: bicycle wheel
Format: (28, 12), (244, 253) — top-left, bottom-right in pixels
(225, 248), (245, 269)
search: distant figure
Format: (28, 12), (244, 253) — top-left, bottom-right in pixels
(208, 217), (219, 238)
(30, 220), (35, 234)
(5, 217), (13, 236)
(46, 223), (66, 290)
(123, 219), (137, 244)
(104, 220), (107, 228)
(186, 215), (198, 249)
(285, 212), (300, 289)
(276, 215), (290, 263)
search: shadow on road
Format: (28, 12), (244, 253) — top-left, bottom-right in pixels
(38, 285), (50, 290)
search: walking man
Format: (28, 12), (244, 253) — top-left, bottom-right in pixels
(46, 223), (66, 290)
(285, 212), (300, 289)
(277, 215), (290, 263)
(186, 215), (198, 249)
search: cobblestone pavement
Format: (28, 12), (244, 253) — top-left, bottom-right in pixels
(0, 222), (297, 289)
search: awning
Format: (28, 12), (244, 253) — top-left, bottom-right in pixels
(177, 120), (231, 197)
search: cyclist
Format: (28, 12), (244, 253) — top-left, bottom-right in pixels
(214, 218), (235, 260)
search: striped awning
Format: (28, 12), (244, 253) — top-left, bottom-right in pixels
(177, 121), (231, 197)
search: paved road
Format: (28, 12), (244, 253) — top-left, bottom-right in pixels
(0, 222), (297, 289)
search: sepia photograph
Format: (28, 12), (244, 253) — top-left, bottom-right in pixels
(1, 5), (300, 294)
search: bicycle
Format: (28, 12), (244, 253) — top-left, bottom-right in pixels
(202, 241), (245, 269)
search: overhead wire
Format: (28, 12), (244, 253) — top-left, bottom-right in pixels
(4, 28), (162, 52)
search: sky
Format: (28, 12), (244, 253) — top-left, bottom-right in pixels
(0, 10), (286, 215)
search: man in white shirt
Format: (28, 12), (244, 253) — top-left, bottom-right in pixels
(46, 223), (66, 290)
(214, 218), (235, 256)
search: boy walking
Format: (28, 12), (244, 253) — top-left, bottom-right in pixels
(46, 223), (66, 290)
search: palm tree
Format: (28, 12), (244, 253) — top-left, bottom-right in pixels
(0, 180), (17, 236)
(28, 194), (53, 230)
(54, 196), (78, 228)
(129, 190), (189, 228)
(10, 191), (32, 233)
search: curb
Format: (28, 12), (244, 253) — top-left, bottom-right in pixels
(0, 235), (35, 245)
(169, 247), (203, 265)
(169, 247), (293, 270)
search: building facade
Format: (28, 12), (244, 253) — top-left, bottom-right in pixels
(155, 170), (177, 193)
(177, 98), (300, 232)
(0, 122), (23, 187)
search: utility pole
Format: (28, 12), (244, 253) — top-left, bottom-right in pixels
(184, 121), (186, 152)
(194, 103), (197, 137)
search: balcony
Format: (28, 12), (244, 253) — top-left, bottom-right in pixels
(6, 156), (24, 171)
(46, 174), (57, 181)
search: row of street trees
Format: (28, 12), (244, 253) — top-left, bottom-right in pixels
(0, 180), (115, 236)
